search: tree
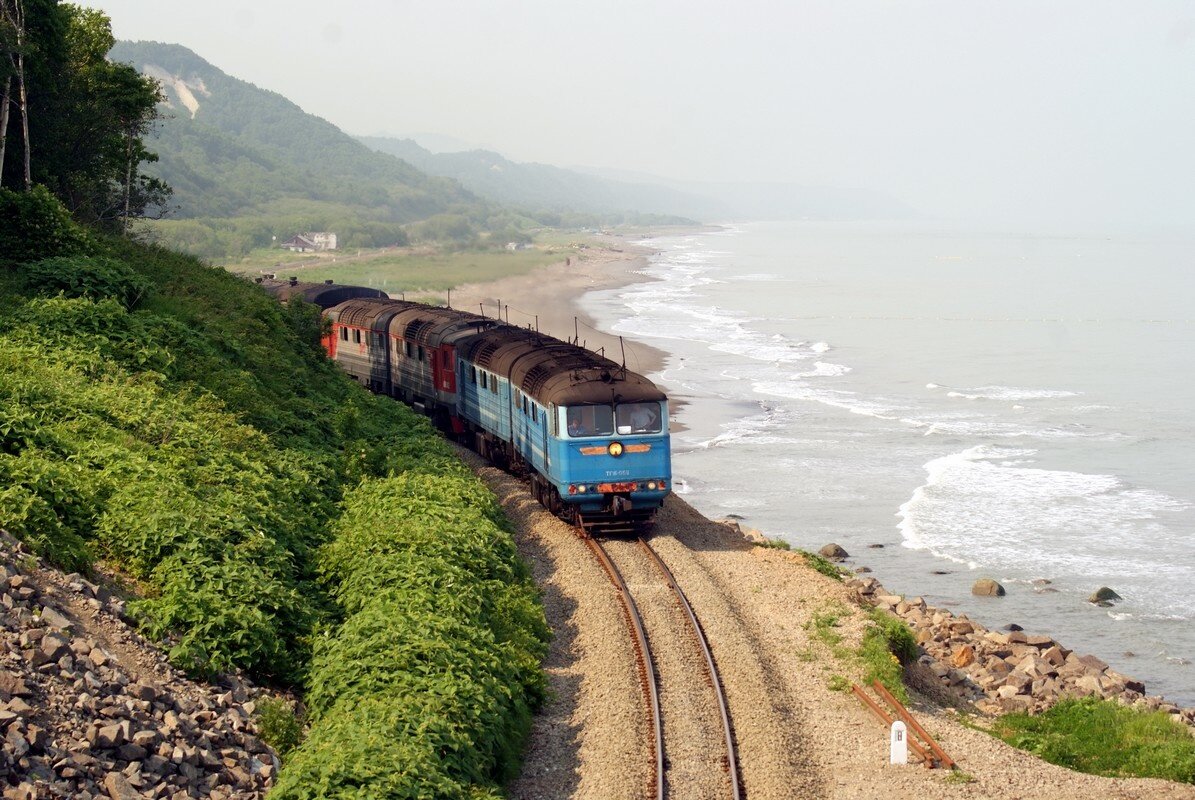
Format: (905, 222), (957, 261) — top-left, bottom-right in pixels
(0, 0), (31, 189)
(0, 1), (169, 228)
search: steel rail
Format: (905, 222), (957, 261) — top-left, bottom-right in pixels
(584, 537), (666, 800)
(638, 537), (744, 800)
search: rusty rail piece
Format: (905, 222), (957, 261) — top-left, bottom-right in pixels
(637, 538), (743, 800)
(870, 680), (956, 770)
(584, 537), (665, 800)
(850, 684), (933, 767)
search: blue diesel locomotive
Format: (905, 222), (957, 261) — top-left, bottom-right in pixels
(263, 280), (671, 532)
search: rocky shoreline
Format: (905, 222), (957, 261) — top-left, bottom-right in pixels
(0, 531), (278, 799)
(844, 560), (1195, 726)
(729, 525), (1195, 729)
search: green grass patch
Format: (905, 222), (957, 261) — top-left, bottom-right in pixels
(230, 246), (564, 296)
(803, 603), (916, 702)
(798, 549), (845, 581)
(756, 538), (791, 550)
(992, 697), (1195, 783)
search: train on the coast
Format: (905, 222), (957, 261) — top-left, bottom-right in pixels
(261, 277), (672, 531)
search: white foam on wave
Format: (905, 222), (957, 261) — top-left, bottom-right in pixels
(684, 403), (795, 451)
(898, 444), (1194, 618)
(754, 380), (902, 421)
(913, 418), (1119, 440)
(733, 272), (786, 282)
(944, 385), (1081, 401)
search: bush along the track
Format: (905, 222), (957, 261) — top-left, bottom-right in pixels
(270, 472), (550, 799)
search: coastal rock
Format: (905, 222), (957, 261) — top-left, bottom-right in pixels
(971, 578), (1005, 597)
(951, 645), (976, 668)
(1088, 586), (1122, 605)
(818, 543), (849, 561)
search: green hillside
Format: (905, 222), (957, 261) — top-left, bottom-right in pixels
(107, 41), (501, 258)
(1, 188), (549, 794)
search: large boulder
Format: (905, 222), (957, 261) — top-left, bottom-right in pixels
(972, 578), (1006, 597)
(1088, 587), (1122, 606)
(818, 543), (849, 560)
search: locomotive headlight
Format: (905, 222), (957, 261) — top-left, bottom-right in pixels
(608, 442), (624, 457)
(646, 481), (658, 491)
(577, 485), (588, 493)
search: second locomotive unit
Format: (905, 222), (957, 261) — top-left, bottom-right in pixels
(266, 280), (671, 531)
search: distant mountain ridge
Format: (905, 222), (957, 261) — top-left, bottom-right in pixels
(360, 136), (917, 222)
(358, 136), (707, 219)
(108, 41), (478, 222)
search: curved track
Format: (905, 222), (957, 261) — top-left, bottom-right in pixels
(587, 535), (742, 800)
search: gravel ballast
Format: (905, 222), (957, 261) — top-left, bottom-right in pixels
(463, 454), (1195, 800)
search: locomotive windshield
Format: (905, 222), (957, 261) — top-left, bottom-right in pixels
(616, 402), (662, 434)
(564, 402), (663, 437)
(566, 405), (614, 437)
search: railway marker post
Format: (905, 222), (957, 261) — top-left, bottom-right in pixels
(890, 721), (909, 765)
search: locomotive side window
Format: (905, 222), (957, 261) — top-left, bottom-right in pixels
(404, 341), (412, 358)
(340, 327), (348, 341)
(489, 374), (498, 393)
(471, 366), (477, 385)
(616, 402), (662, 434)
(353, 330), (361, 344)
(417, 345), (425, 362)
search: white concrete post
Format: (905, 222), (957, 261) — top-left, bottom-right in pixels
(890, 721), (909, 765)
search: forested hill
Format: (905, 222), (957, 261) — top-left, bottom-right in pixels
(108, 41), (488, 251)
(359, 135), (707, 220)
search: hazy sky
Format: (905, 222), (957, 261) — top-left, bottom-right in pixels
(87, 1), (1194, 232)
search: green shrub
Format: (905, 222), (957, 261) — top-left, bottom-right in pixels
(255, 697), (305, 758)
(0, 186), (90, 267)
(272, 473), (550, 798)
(994, 697), (1195, 783)
(20, 256), (152, 309)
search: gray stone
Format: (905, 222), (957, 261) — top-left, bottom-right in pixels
(116, 742), (148, 761)
(818, 543), (849, 560)
(102, 773), (142, 800)
(37, 606), (73, 631)
(971, 578), (1006, 597)
(91, 723), (126, 749)
(1088, 586), (1122, 604)
(40, 632), (71, 662)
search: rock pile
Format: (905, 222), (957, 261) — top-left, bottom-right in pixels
(846, 574), (1195, 725)
(0, 531), (278, 799)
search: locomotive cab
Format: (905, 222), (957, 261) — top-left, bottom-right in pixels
(553, 399), (671, 531)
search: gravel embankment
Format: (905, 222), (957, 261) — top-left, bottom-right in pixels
(0, 531), (277, 800)
(462, 454), (1195, 800)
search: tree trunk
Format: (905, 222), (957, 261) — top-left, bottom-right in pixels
(1, 0), (30, 190)
(0, 74), (10, 185)
(122, 128), (133, 232)
(15, 48), (27, 189)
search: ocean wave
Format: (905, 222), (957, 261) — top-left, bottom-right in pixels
(941, 385), (1081, 401)
(897, 444), (1194, 618)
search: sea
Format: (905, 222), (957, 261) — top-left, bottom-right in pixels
(580, 220), (1195, 706)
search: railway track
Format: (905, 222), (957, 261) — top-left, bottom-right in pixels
(585, 534), (743, 800)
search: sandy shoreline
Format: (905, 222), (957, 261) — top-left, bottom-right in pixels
(445, 237), (668, 378)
